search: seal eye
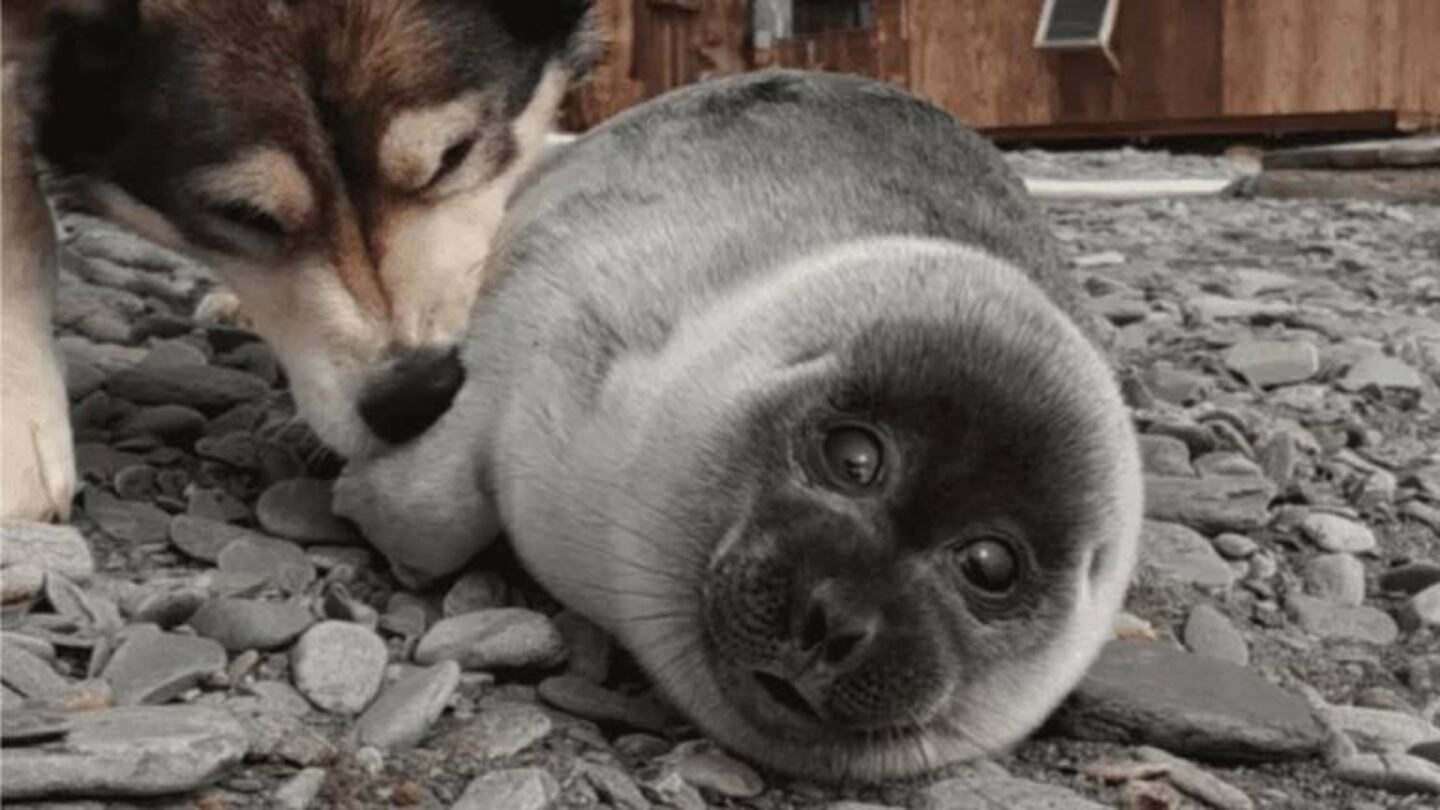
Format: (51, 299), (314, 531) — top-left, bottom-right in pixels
(821, 425), (884, 489)
(954, 537), (1018, 594)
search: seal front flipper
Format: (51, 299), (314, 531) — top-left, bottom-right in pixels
(333, 423), (497, 589)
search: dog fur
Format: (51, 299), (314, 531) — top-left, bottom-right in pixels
(1, 0), (595, 520)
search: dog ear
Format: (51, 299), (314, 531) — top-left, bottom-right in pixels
(486, 0), (593, 46)
(34, 0), (142, 175)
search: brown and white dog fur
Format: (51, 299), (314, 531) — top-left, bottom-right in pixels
(1, 0), (596, 521)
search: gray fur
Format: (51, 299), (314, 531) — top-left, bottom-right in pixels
(336, 70), (1142, 781)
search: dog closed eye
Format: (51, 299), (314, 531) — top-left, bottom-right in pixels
(208, 200), (287, 238)
(427, 135), (477, 190)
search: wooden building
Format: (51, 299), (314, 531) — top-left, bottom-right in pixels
(564, 0), (1440, 141)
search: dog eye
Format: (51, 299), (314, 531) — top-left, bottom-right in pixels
(428, 135), (476, 188)
(952, 537), (1019, 595)
(210, 201), (285, 239)
(819, 424), (884, 490)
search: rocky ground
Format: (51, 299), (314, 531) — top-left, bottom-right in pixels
(1, 151), (1438, 810)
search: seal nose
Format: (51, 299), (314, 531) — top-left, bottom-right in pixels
(358, 347), (465, 444)
(794, 579), (879, 671)
(750, 579), (882, 724)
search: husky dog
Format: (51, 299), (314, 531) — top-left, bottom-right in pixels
(1, 0), (595, 520)
(338, 71), (1143, 781)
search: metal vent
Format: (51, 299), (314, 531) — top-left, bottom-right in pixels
(1035, 0), (1118, 48)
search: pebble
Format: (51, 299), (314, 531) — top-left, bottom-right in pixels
(101, 625), (226, 705)
(1338, 354), (1424, 392)
(414, 608), (567, 671)
(1321, 705), (1440, 753)
(81, 490), (170, 546)
(920, 761), (1106, 809)
(357, 661), (461, 750)
(578, 761), (651, 810)
(272, 767), (327, 810)
(438, 700), (553, 760)
(538, 675), (672, 735)
(671, 742), (765, 798)
(105, 363), (269, 412)
(188, 598), (316, 651)
(1139, 521), (1238, 589)
(1052, 640), (1325, 762)
(1, 644), (70, 701)
(168, 515), (269, 563)
(1399, 583), (1440, 630)
(1194, 451), (1265, 478)
(0, 705), (248, 800)
(1301, 513), (1378, 553)
(1139, 434), (1195, 476)
(1224, 340), (1320, 387)
(1378, 561), (1440, 595)
(0, 520), (94, 582)
(1303, 553), (1367, 606)
(1332, 752), (1440, 794)
(1285, 594), (1399, 644)
(452, 767), (559, 810)
(129, 587), (207, 629)
(2, 708), (73, 745)
(1145, 475), (1276, 534)
(290, 621), (388, 715)
(1212, 532), (1259, 559)
(555, 610), (612, 683)
(217, 535), (316, 594)
(1182, 603), (1249, 666)
(443, 569), (508, 616)
(256, 478), (358, 544)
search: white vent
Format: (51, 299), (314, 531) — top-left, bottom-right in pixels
(1034, 0), (1119, 49)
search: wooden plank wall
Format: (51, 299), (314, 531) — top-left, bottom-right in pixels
(566, 0), (1435, 136)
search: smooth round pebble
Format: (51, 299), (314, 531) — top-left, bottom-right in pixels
(1303, 553), (1367, 607)
(414, 608), (566, 671)
(1182, 603), (1249, 666)
(291, 621), (388, 714)
(1301, 514), (1377, 554)
(357, 661), (461, 750)
(452, 767), (559, 810)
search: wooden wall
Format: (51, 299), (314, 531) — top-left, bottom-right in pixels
(566, 0), (1440, 138)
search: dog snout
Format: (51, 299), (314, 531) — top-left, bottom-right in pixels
(358, 347), (465, 444)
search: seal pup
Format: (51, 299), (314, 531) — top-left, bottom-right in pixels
(336, 70), (1143, 782)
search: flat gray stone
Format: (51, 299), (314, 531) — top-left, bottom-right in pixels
(1379, 562), (1440, 595)
(452, 768), (559, 810)
(438, 700), (553, 760)
(1321, 705), (1440, 753)
(443, 570), (507, 617)
(920, 761), (1106, 809)
(1145, 476), (1276, 534)
(1183, 603), (1249, 666)
(273, 767), (328, 810)
(291, 621), (388, 715)
(1304, 553), (1367, 606)
(1, 644), (70, 701)
(1339, 354), (1424, 392)
(1224, 340), (1319, 387)
(130, 587), (206, 629)
(1400, 583), (1440, 630)
(578, 762), (651, 810)
(105, 363), (269, 413)
(82, 490), (170, 546)
(1052, 641), (1325, 763)
(414, 609), (566, 671)
(188, 598), (315, 652)
(1301, 513), (1377, 553)
(114, 404), (207, 443)
(0, 521), (95, 580)
(257, 478), (358, 545)
(168, 515), (272, 563)
(1333, 752), (1440, 794)
(1212, 533), (1259, 560)
(537, 675), (671, 735)
(1285, 594), (1399, 644)
(1140, 521), (1238, 589)
(217, 535), (316, 594)
(1, 708), (72, 745)
(102, 625), (226, 705)
(0, 705), (247, 800)
(1139, 434), (1194, 477)
(357, 661), (461, 750)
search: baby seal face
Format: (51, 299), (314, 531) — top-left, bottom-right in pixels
(580, 241), (1142, 782)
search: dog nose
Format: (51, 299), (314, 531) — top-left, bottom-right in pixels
(358, 348), (465, 444)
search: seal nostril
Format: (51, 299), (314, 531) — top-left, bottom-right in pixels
(822, 629), (867, 667)
(358, 348), (465, 444)
(752, 671), (822, 723)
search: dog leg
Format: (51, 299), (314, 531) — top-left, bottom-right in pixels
(1, 65), (75, 522)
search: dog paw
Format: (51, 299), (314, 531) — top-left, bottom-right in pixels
(194, 285), (254, 330)
(1, 344), (76, 522)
